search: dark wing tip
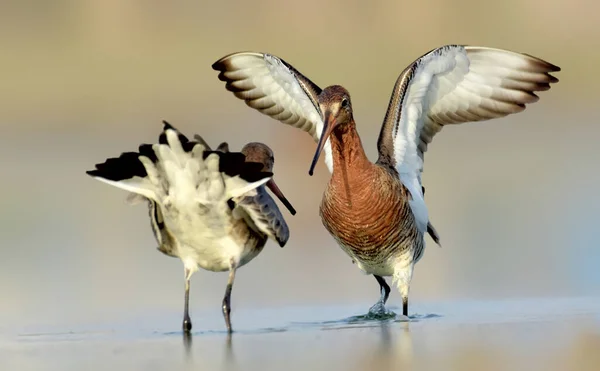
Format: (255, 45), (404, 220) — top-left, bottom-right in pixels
(212, 60), (227, 72)
(524, 54), (561, 72)
(212, 51), (262, 71)
(217, 71), (228, 82)
(162, 120), (175, 131)
(522, 53), (562, 73)
(224, 80), (245, 92)
(159, 120), (190, 146)
(549, 64), (561, 72)
(212, 53), (238, 72)
(276, 234), (288, 247)
(212, 57), (228, 71)
(86, 169), (99, 177)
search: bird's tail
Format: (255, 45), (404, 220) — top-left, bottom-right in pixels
(86, 121), (273, 207)
(427, 221), (441, 247)
(422, 185), (441, 247)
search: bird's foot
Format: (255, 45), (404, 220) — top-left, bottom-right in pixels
(183, 317), (192, 333)
(368, 301), (394, 319)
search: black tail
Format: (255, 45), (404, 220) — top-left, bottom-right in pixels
(422, 185), (441, 246)
(87, 121), (272, 184)
(86, 148), (155, 182)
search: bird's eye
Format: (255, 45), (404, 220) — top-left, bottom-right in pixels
(341, 98), (349, 108)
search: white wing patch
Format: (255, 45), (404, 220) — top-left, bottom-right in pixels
(263, 55), (333, 172)
(393, 47), (467, 178)
(391, 48), (466, 233)
(214, 52), (334, 173)
(382, 45), (559, 233)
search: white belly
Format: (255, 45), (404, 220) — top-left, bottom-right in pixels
(338, 240), (420, 278)
(163, 205), (264, 273)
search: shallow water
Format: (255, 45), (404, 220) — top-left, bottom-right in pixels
(4, 297), (600, 371)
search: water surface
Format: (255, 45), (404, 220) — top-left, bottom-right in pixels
(4, 297), (600, 371)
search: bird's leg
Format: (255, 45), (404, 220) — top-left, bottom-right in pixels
(395, 264), (414, 318)
(183, 267), (193, 332)
(376, 275), (391, 305)
(368, 275), (391, 316)
(222, 260), (238, 334)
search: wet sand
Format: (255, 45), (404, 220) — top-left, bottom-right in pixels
(3, 297), (600, 371)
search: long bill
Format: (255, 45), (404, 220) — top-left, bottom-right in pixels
(266, 179), (296, 215)
(308, 115), (336, 176)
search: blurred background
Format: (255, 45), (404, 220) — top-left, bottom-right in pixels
(1, 0), (599, 366)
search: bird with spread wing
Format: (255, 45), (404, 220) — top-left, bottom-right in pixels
(212, 45), (560, 316)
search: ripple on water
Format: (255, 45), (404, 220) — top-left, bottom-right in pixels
(157, 309), (443, 337)
(288, 309), (442, 332)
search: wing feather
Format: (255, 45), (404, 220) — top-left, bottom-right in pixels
(377, 44), (560, 176)
(376, 45), (560, 233)
(232, 187), (290, 247)
(213, 52), (334, 172)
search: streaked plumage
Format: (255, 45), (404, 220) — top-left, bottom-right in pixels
(212, 45), (560, 316)
(86, 121), (296, 332)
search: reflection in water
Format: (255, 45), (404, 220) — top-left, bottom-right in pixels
(5, 302), (599, 371)
(182, 331), (235, 369)
(183, 331), (192, 362)
(175, 311), (422, 369)
(352, 319), (415, 370)
(378, 321), (392, 354)
(223, 334), (235, 369)
(289, 309), (420, 369)
(174, 309), (440, 369)
(397, 322), (413, 368)
(373, 320), (414, 369)
(376, 321), (394, 368)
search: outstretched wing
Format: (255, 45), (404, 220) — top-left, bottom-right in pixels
(212, 52), (334, 172)
(377, 45), (560, 177)
(376, 45), (560, 233)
